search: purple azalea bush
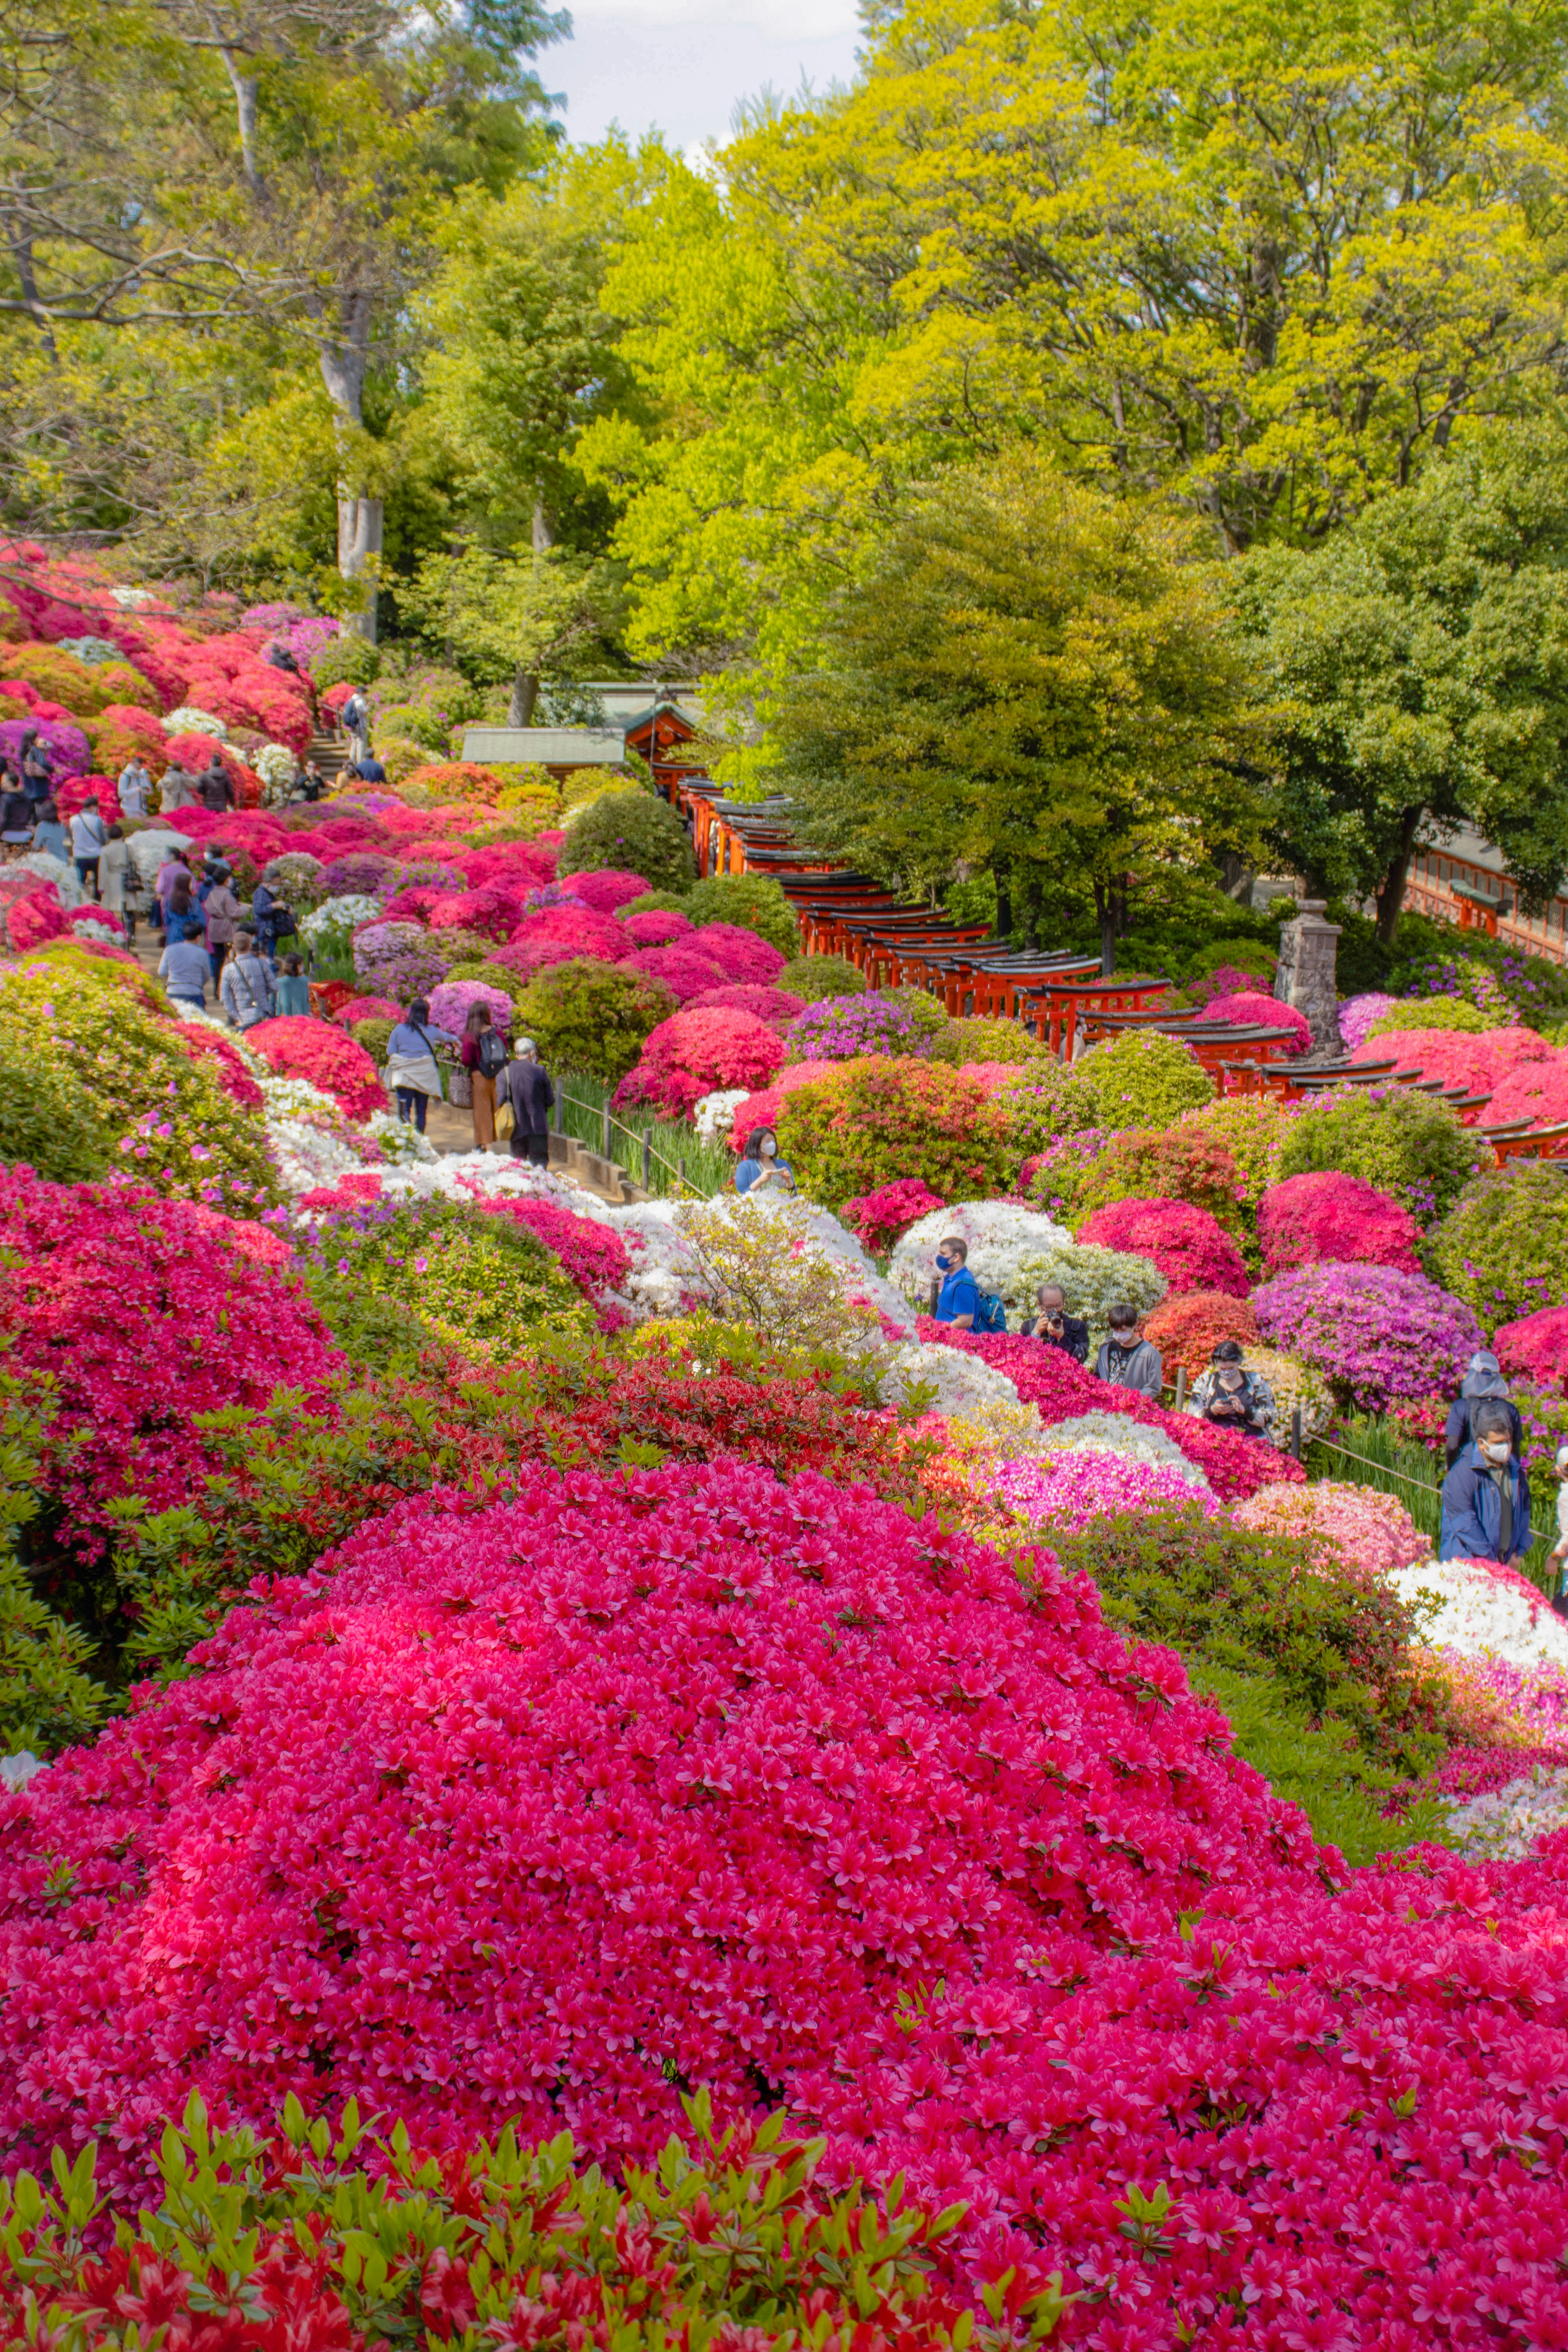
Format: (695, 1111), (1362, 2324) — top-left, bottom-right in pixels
(1252, 1262), (1483, 1412)
(352, 920), (455, 1003)
(0, 717), (91, 778)
(323, 852), (397, 898)
(1337, 994), (1403, 1054)
(786, 992), (924, 1062)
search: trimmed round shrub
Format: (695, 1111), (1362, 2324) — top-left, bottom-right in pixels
(1364, 993), (1494, 1038)
(927, 1014), (1044, 1066)
(620, 906), (693, 947)
(876, 987), (951, 1051)
(562, 788), (696, 893)
(1336, 992), (1403, 1054)
(1483, 1056), (1568, 1130)
(1078, 1196), (1250, 1298)
(616, 889), (691, 920)
(620, 943), (728, 1004)
(1072, 1030), (1215, 1127)
(776, 1059), (1014, 1209)
(1274, 1086), (1483, 1222)
(776, 954), (867, 1001)
(1426, 1159), (1568, 1329)
(1252, 1263), (1483, 1411)
(511, 958), (676, 1085)
(246, 1018), (385, 1123)
(1074, 1125), (1249, 1237)
(686, 984), (804, 1031)
(350, 1016), (395, 1066)
(1143, 1289), (1261, 1377)
(615, 1007), (785, 1120)
(1494, 1305), (1568, 1394)
(558, 866), (652, 913)
(1194, 990), (1311, 1055)
(1233, 1479), (1429, 1581)
(682, 872), (798, 957)
(400, 761), (503, 802)
(1173, 1096), (1292, 1212)
(1257, 1172), (1423, 1277)
(310, 634), (380, 688)
(687, 920), (786, 987)
(293, 1194), (592, 1359)
(786, 992), (927, 1062)
(1350, 1020), (1552, 1095)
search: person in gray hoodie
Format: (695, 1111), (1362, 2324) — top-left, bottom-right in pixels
(1093, 1301), (1164, 1400)
(1443, 1350), (1523, 1469)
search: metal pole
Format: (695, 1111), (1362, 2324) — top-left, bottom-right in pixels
(552, 1088), (564, 1135)
(678, 1152), (687, 1192)
(928, 1276), (940, 1318)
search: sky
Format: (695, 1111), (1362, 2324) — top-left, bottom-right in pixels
(548, 0), (864, 154)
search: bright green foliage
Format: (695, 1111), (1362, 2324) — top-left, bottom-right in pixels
(0, 2094), (1013, 2352)
(617, 889), (690, 920)
(682, 873), (799, 957)
(312, 637), (381, 689)
(990, 1063), (1096, 1158)
(349, 1017), (396, 1067)
(766, 452), (1261, 963)
(1426, 1160), (1568, 1327)
(564, 789), (696, 893)
(777, 1059), (1014, 1207)
(1365, 995), (1494, 1038)
(0, 1398), (107, 1755)
(1234, 429), (1568, 933)
(298, 1200), (592, 1365)
(1276, 1089), (1484, 1223)
(514, 958), (676, 1083)
(1071, 1032), (1216, 1129)
(0, 1032), (111, 1185)
(928, 1015), (1043, 1066)
(1073, 1127), (1250, 1239)
(880, 987), (952, 1051)
(1048, 1506), (1452, 1780)
(1174, 1098), (1292, 1214)
(777, 955), (867, 1002)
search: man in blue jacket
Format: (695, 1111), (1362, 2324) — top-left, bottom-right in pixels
(1440, 1401), (1532, 1564)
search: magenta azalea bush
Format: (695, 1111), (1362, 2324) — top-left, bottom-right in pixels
(1495, 1305), (1568, 1395)
(557, 866), (651, 913)
(1258, 1171), (1423, 1277)
(786, 992), (927, 1062)
(840, 1177), (948, 1250)
(1338, 992), (1404, 1054)
(620, 906), (693, 947)
(1078, 1195), (1251, 1298)
(994, 1449), (1224, 1535)
(685, 984), (805, 1031)
(620, 943), (728, 1004)
(1252, 1263), (1484, 1412)
(1194, 989), (1311, 1054)
(614, 1005), (786, 1119)
(687, 920), (787, 987)
(247, 1017), (387, 1123)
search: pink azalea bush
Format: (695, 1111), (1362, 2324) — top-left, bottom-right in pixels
(1495, 1305), (1568, 1394)
(685, 983), (804, 1031)
(1257, 1171), (1424, 1277)
(334, 992), (401, 1029)
(1194, 989), (1311, 1054)
(614, 1006), (785, 1120)
(840, 1178), (949, 1250)
(687, 920), (787, 986)
(1338, 992), (1405, 1054)
(427, 979), (513, 1035)
(619, 944), (729, 1004)
(994, 1449), (1225, 1535)
(1252, 1263), (1484, 1412)
(558, 866), (651, 913)
(786, 992), (927, 1061)
(1078, 1195), (1251, 1298)
(1233, 1479), (1430, 1581)
(1483, 1054), (1568, 1131)
(508, 905), (627, 968)
(175, 1025), (265, 1110)
(1350, 1022), (1554, 1096)
(245, 1017), (386, 1123)
(619, 906), (693, 947)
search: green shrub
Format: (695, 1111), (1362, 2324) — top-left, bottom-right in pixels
(1365, 993), (1494, 1037)
(350, 1016), (395, 1065)
(0, 1033), (110, 1185)
(1182, 938), (1278, 984)
(297, 1196), (591, 1364)
(311, 634), (380, 689)
(682, 873), (799, 957)
(0, 1395), (107, 1755)
(776, 1058), (1014, 1207)
(1047, 1505), (1450, 1777)
(513, 958), (677, 1084)
(1174, 1096), (1292, 1212)
(1275, 1087), (1483, 1222)
(1426, 1159), (1568, 1328)
(928, 1014), (1046, 1066)
(1072, 1125), (1250, 1238)
(880, 986), (952, 1051)
(776, 954), (868, 1001)
(1071, 1030), (1216, 1127)
(991, 1061), (1096, 1157)
(1012, 1238), (1166, 1338)
(563, 788), (696, 893)
(617, 889), (691, 919)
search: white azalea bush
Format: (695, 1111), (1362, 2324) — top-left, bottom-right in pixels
(1014, 1240), (1167, 1345)
(891, 1202), (1075, 1318)
(127, 829), (193, 885)
(254, 743), (297, 799)
(881, 1338), (1027, 1418)
(301, 893), (381, 945)
(1386, 1560), (1568, 1675)
(163, 706), (226, 738)
(692, 1088), (749, 1144)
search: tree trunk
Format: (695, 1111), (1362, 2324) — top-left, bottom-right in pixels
(506, 496), (555, 726)
(1374, 808), (1424, 943)
(316, 292), (381, 642)
(993, 859), (1012, 942)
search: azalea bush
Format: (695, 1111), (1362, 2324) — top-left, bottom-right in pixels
(0, 1031), (109, 1185)
(685, 921), (787, 987)
(671, 1198), (889, 1359)
(1239, 1342), (1334, 1441)
(1482, 1054), (1568, 1130)
(786, 990), (927, 1061)
(1337, 991), (1403, 1053)
(993, 1447), (1224, 1538)
(1252, 1263), (1484, 1412)
(293, 1195), (591, 1361)
(1143, 1287), (1261, 1376)
(245, 1017), (385, 1123)
(682, 871), (799, 956)
(562, 787), (696, 893)
(686, 982), (804, 1031)
(927, 1013), (1044, 1065)
(1427, 1158), (1568, 1328)
(1350, 1019), (1553, 1097)
(1274, 1085), (1484, 1222)
(427, 978), (513, 1035)
(1078, 1195), (1251, 1297)
(1072, 1124), (1250, 1237)
(557, 865), (652, 912)
(1257, 1171), (1423, 1276)
(1494, 1306), (1568, 1395)
(620, 942), (729, 1002)
(1072, 1029), (1215, 1127)
(776, 953), (866, 1000)
(1365, 992), (1494, 1038)
(351, 919), (455, 1002)
(512, 960), (676, 1086)
(778, 1060), (1015, 1208)
(615, 1006), (786, 1120)
(1233, 1478), (1431, 1583)
(840, 1177), (948, 1251)
(1194, 987), (1312, 1053)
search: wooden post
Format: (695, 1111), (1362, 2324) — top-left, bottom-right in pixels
(678, 1152), (687, 1192)
(1292, 1405), (1303, 1460)
(1174, 1366), (1187, 1414)
(601, 1104), (612, 1158)
(928, 1276), (940, 1318)
(641, 1132), (652, 1189)
(552, 1089), (564, 1135)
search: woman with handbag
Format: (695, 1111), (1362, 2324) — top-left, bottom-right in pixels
(459, 1003), (508, 1150)
(383, 998), (457, 1134)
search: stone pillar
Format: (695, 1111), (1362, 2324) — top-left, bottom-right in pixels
(1275, 898), (1343, 1056)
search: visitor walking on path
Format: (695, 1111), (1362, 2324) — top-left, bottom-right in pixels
(1444, 1350), (1524, 1467)
(1440, 1400), (1532, 1564)
(20, 732), (50, 804)
(158, 760), (196, 812)
(220, 931), (275, 1031)
(0, 779), (30, 857)
(98, 823), (131, 930)
(385, 998), (456, 1133)
(272, 955), (312, 1016)
(158, 930), (212, 1013)
(154, 851), (191, 935)
(494, 1036), (554, 1165)
(1550, 1444), (1568, 1618)
(340, 690), (371, 767)
(164, 875), (204, 944)
(1094, 1303), (1163, 1399)
(932, 1236), (980, 1330)
(1188, 1339), (1277, 1439)
(29, 801), (67, 860)
(460, 1003), (506, 1149)
(1019, 1282), (1088, 1360)
(197, 755), (236, 813)
(69, 797), (107, 898)
(118, 757), (151, 818)
(734, 1126), (795, 1195)
(201, 862), (243, 982)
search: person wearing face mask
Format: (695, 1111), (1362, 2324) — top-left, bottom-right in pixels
(1439, 1400), (1532, 1565)
(1546, 1441), (1568, 1619)
(734, 1126), (796, 1196)
(1094, 1302), (1164, 1400)
(1443, 1350), (1523, 1470)
(932, 1236), (980, 1330)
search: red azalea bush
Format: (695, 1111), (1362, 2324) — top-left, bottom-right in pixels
(841, 1177), (948, 1249)
(620, 906), (693, 946)
(1078, 1195), (1251, 1298)
(0, 1172), (340, 1550)
(245, 1018), (385, 1122)
(3, 889), (67, 952)
(558, 866), (651, 913)
(685, 983), (805, 1031)
(614, 1006), (785, 1120)
(482, 1196), (632, 1305)
(1141, 1288), (1262, 1378)
(175, 1025), (265, 1110)
(426, 884), (526, 940)
(620, 943), (729, 1004)
(924, 1322), (1303, 1500)
(727, 1062), (841, 1149)
(1258, 1171), (1424, 1276)
(687, 920), (787, 986)
(1495, 1305), (1568, 1394)
(1483, 1054), (1568, 1131)
(1194, 988), (1312, 1054)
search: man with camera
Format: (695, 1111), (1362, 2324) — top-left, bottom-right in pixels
(1019, 1281), (1089, 1363)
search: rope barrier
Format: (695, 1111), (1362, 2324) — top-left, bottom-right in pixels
(1309, 1431), (1556, 1552)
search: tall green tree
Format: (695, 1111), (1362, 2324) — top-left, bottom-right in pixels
(1234, 424), (1568, 937)
(766, 450), (1267, 969)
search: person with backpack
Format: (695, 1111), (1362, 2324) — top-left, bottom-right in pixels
(340, 690), (370, 767)
(494, 1036), (555, 1166)
(460, 1002), (508, 1149)
(1094, 1302), (1163, 1399)
(1443, 1350), (1524, 1468)
(734, 1126), (796, 1196)
(220, 930), (275, 1031)
(69, 796), (108, 898)
(385, 997), (457, 1132)
(1440, 1400), (1532, 1565)
(1188, 1339), (1276, 1439)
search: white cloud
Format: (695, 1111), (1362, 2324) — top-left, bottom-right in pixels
(550, 0), (862, 152)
